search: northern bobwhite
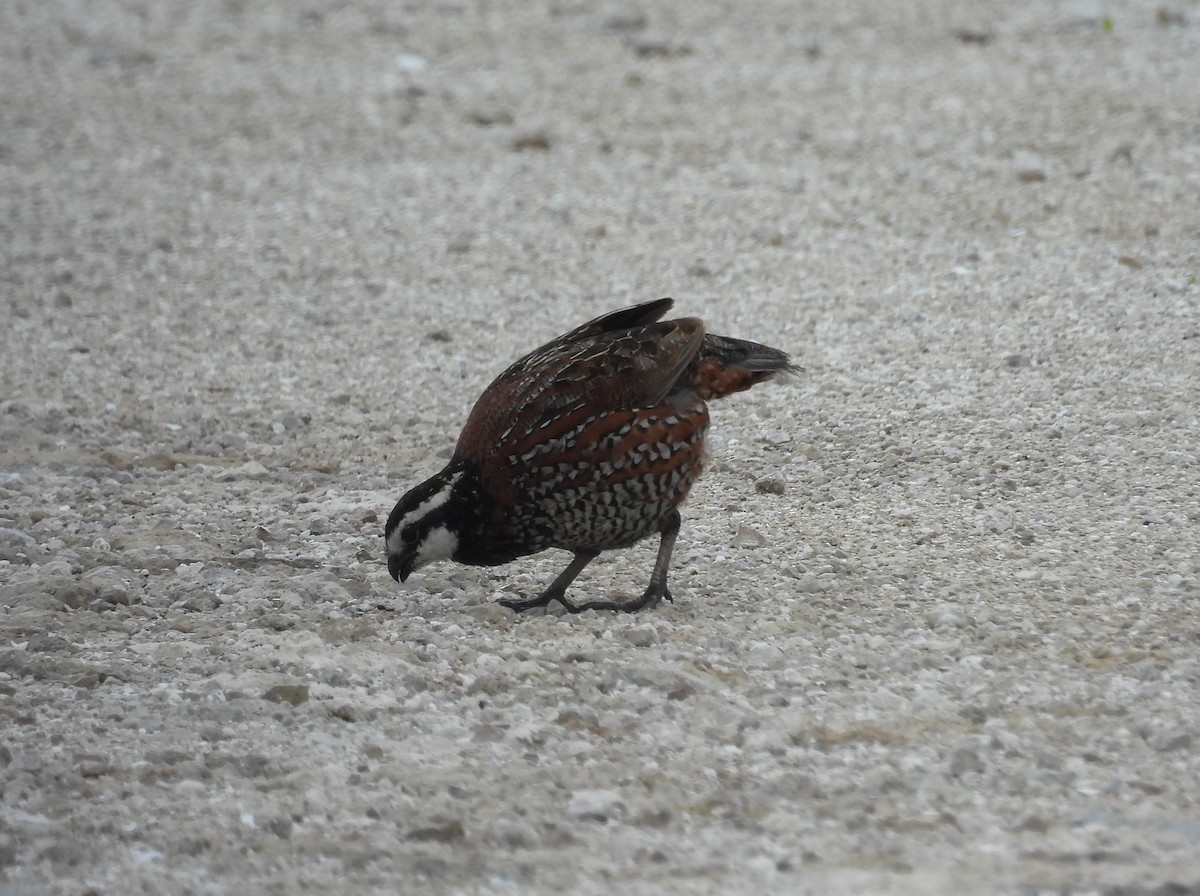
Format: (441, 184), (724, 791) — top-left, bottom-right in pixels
(384, 298), (797, 613)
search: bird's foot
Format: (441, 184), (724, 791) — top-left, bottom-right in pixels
(497, 570), (672, 614)
(556, 583), (672, 614)
(496, 591), (560, 613)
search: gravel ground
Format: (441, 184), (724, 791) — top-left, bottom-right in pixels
(3, 1), (1199, 894)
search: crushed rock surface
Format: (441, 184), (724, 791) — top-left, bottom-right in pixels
(2, 1), (1199, 894)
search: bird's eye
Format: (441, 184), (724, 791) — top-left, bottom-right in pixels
(400, 525), (418, 545)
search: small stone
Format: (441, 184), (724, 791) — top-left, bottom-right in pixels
(925, 603), (972, 628)
(179, 593), (222, 612)
(1065, 2), (1108, 26)
(633, 808), (673, 829)
(745, 641), (785, 669)
(511, 132), (552, 152)
(1014, 814), (1050, 833)
(407, 818), (465, 842)
(0, 527), (35, 547)
(80, 566), (137, 606)
(73, 671), (106, 689)
(145, 749), (190, 766)
(14, 753), (43, 772)
(949, 747), (985, 777)
(1148, 882), (1194, 896)
(566, 789), (624, 822)
(394, 53), (427, 73)
(755, 474), (786, 495)
(787, 29), (822, 58)
(786, 572), (825, 594)
(603, 9), (647, 32)
(459, 601), (510, 628)
(308, 516), (332, 535)
(734, 525), (767, 548)
(1150, 729), (1192, 752)
(507, 722), (550, 745)
(327, 701), (359, 722)
(56, 581), (95, 609)
(219, 460), (270, 481)
(746, 855), (778, 877)
(41, 836), (84, 866)
(1004, 352), (1032, 368)
(951, 27), (994, 44)
(621, 623), (658, 647)
(0, 832), (16, 866)
(262, 683), (309, 706)
(466, 108), (513, 127)
(471, 723), (505, 743)
(1156, 7), (1187, 27)
(622, 664), (702, 699)
(77, 756), (112, 778)
(281, 414), (309, 431)
(1013, 150), (1047, 182)
(497, 821), (538, 849)
(628, 36), (687, 58)
(1109, 142), (1134, 164)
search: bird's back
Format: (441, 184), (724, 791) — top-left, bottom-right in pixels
(455, 298), (795, 465)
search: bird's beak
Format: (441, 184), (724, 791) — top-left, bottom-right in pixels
(388, 550), (415, 583)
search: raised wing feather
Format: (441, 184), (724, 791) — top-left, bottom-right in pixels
(454, 301), (704, 469)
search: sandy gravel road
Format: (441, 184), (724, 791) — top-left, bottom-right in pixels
(2, 2), (1198, 894)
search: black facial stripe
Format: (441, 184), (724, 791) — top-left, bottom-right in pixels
(385, 473), (449, 540)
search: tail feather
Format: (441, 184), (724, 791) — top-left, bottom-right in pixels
(688, 334), (800, 400)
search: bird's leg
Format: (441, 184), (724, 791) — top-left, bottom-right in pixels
(560, 511), (681, 614)
(497, 550), (600, 612)
(626, 509), (680, 611)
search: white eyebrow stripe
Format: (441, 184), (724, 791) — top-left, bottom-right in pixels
(413, 488), (451, 517)
(409, 471), (464, 518)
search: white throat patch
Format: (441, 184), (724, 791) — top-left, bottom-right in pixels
(414, 525), (458, 571)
